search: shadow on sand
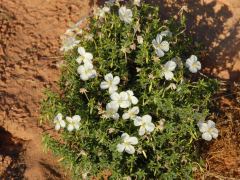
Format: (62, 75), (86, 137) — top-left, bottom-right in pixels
(96, 0), (240, 82)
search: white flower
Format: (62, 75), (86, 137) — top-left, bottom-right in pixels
(77, 63), (97, 81)
(105, 102), (120, 120)
(162, 60), (177, 80)
(96, 7), (110, 18)
(76, 47), (93, 64)
(185, 55), (201, 73)
(53, 113), (66, 131)
(65, 20), (84, 36)
(126, 90), (138, 105)
(160, 30), (172, 37)
(60, 36), (80, 52)
(137, 35), (143, 44)
(198, 120), (218, 141)
(66, 115), (81, 132)
(72, 19), (85, 35)
(84, 34), (94, 41)
(100, 73), (120, 94)
(122, 106), (139, 120)
(64, 29), (75, 37)
(134, 115), (155, 136)
(152, 34), (169, 57)
(119, 6), (133, 24)
(133, 0), (141, 6)
(117, 133), (138, 154)
(110, 92), (131, 109)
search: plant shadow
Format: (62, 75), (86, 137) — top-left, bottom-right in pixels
(96, 0), (240, 82)
(0, 126), (26, 180)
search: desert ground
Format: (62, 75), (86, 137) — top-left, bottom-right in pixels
(0, 0), (239, 179)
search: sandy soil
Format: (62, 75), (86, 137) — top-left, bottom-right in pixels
(0, 0), (93, 179)
(0, 0), (239, 179)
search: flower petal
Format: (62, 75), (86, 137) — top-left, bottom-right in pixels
(191, 55), (198, 61)
(110, 92), (119, 101)
(84, 62), (94, 69)
(54, 113), (62, 121)
(160, 41), (169, 52)
(74, 124), (80, 130)
(202, 132), (212, 141)
(120, 100), (130, 108)
(211, 128), (218, 139)
(196, 61), (202, 70)
(80, 74), (89, 81)
(207, 120), (215, 128)
(125, 145), (135, 154)
(156, 48), (164, 57)
(199, 123), (208, 133)
(60, 120), (66, 128)
(85, 52), (93, 60)
(67, 124), (74, 132)
(164, 71), (174, 80)
(122, 112), (130, 120)
(117, 143), (125, 153)
(105, 73), (113, 81)
(189, 67), (198, 73)
(112, 113), (120, 120)
(76, 56), (84, 64)
(156, 34), (162, 44)
(127, 90), (134, 96)
(130, 96), (138, 105)
(66, 117), (73, 123)
(109, 85), (118, 94)
(128, 137), (138, 145)
(121, 133), (129, 140)
(55, 124), (61, 131)
(139, 126), (146, 136)
(132, 106), (139, 114)
(100, 81), (109, 89)
(78, 47), (85, 55)
(152, 39), (158, 49)
(134, 116), (142, 126)
(164, 61), (176, 72)
(73, 115), (81, 122)
(145, 122), (155, 133)
(113, 76), (120, 85)
(107, 101), (119, 112)
(77, 65), (85, 74)
(142, 115), (152, 123)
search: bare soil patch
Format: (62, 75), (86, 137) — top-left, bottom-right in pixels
(0, 0), (93, 179)
(199, 82), (240, 179)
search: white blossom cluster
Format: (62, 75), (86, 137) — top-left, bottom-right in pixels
(76, 47), (97, 81)
(95, 6), (110, 19)
(198, 120), (218, 141)
(54, 113), (81, 132)
(117, 3), (202, 79)
(60, 19), (85, 52)
(55, 0), (218, 157)
(100, 73), (155, 154)
(151, 32), (202, 80)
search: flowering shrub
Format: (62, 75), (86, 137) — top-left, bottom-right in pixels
(41, 0), (219, 179)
